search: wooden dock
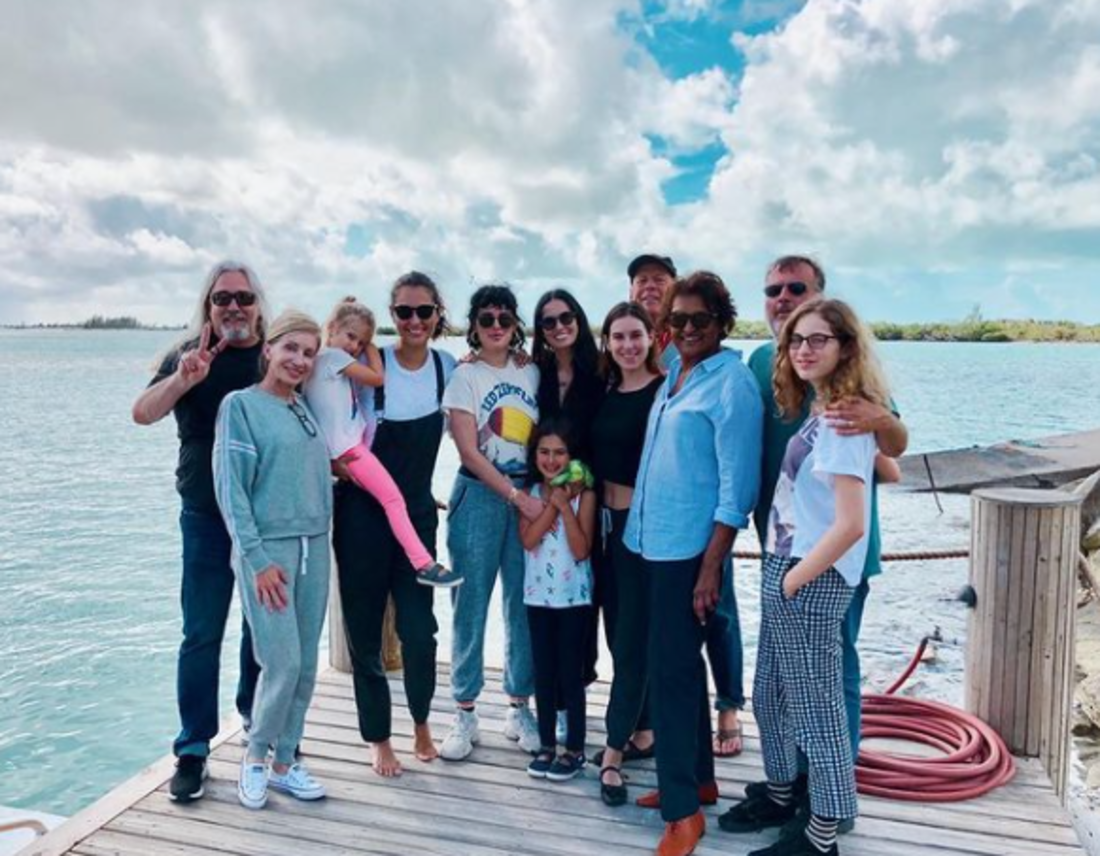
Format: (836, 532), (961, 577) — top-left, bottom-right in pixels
(23, 667), (1085, 856)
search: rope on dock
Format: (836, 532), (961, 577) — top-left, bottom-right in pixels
(732, 549), (970, 562)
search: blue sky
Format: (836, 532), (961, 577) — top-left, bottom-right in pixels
(1, 0), (1099, 326)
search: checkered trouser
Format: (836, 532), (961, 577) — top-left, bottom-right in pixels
(754, 553), (858, 821)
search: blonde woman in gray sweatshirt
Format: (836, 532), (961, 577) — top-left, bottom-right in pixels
(214, 309), (334, 810)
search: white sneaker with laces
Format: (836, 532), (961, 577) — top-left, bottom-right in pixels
(238, 757), (268, 810)
(268, 762), (326, 801)
(440, 708), (480, 761)
(504, 704), (541, 754)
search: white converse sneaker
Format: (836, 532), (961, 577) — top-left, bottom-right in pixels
(268, 762), (326, 801)
(440, 708), (480, 761)
(238, 757), (268, 810)
(504, 704), (541, 754)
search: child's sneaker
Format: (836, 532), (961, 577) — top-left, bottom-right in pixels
(238, 757), (268, 810)
(440, 708), (480, 761)
(416, 562), (465, 588)
(503, 704), (541, 754)
(268, 762), (326, 801)
(527, 749), (556, 779)
(546, 751), (587, 782)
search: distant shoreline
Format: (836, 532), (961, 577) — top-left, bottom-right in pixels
(3, 318), (1099, 343)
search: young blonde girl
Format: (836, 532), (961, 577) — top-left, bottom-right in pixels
(720, 299), (892, 856)
(305, 297), (461, 588)
(518, 417), (597, 782)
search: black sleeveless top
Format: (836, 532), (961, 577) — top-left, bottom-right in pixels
(590, 376), (664, 488)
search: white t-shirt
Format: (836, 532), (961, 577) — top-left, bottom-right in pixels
(370, 346), (458, 422)
(303, 347), (365, 459)
(442, 358), (539, 477)
(766, 414), (876, 587)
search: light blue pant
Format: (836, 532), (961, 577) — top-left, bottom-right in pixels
(235, 533), (330, 765)
(447, 473), (534, 702)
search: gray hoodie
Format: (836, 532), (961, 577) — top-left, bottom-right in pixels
(213, 386), (333, 575)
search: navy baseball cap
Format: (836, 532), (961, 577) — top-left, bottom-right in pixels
(627, 254), (676, 280)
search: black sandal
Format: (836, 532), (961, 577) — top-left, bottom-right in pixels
(600, 766), (627, 807)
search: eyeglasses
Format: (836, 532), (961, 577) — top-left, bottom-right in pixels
(667, 311), (717, 330)
(788, 333), (839, 352)
(287, 400), (318, 437)
(392, 304), (438, 321)
(539, 310), (576, 331)
(210, 290), (258, 307)
(764, 281), (810, 299)
(477, 312), (516, 330)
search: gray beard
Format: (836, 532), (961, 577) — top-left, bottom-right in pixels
(219, 323), (252, 343)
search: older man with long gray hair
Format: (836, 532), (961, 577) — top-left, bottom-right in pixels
(132, 260), (270, 802)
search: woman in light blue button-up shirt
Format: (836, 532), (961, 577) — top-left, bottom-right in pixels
(624, 272), (763, 850)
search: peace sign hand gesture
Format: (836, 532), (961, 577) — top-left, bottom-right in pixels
(177, 322), (227, 390)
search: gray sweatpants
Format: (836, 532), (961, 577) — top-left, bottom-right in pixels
(235, 533), (330, 765)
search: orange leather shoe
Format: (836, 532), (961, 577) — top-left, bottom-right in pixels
(636, 781), (720, 809)
(656, 810), (706, 856)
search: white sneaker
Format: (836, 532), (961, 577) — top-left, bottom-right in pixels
(504, 704), (541, 754)
(238, 757), (268, 810)
(440, 708), (480, 761)
(268, 762), (326, 801)
(556, 710), (568, 746)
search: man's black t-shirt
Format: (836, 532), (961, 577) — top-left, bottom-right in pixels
(150, 339), (263, 513)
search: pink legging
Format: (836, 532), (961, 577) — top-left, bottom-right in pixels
(342, 442), (433, 571)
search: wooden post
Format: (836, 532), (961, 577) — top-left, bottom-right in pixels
(967, 486), (1083, 802)
(328, 570), (403, 674)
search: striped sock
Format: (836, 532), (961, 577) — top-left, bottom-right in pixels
(805, 815), (839, 852)
(766, 781), (794, 807)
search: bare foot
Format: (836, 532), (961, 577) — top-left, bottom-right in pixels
(414, 723), (439, 762)
(370, 739), (403, 777)
(713, 710), (743, 757)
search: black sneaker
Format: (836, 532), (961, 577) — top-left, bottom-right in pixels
(546, 751), (586, 782)
(527, 750), (556, 779)
(749, 830), (838, 856)
(169, 755), (207, 802)
(718, 792), (798, 834)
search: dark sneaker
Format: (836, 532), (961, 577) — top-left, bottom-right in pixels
(169, 755), (207, 802)
(718, 793), (797, 834)
(546, 751), (586, 782)
(527, 750), (556, 779)
(416, 562), (464, 588)
(749, 830), (838, 856)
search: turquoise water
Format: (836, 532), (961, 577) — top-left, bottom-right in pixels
(2, 329), (1099, 816)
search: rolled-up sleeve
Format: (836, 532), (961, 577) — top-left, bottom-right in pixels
(712, 366), (763, 531)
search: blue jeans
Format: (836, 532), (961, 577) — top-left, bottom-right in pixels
(706, 555), (745, 711)
(842, 578), (870, 758)
(447, 473), (534, 702)
(174, 508), (259, 758)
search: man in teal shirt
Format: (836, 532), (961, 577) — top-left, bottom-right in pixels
(747, 255), (907, 773)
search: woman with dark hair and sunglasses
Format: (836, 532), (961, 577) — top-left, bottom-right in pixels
(624, 272), (763, 856)
(440, 284), (543, 761)
(332, 271), (460, 777)
(532, 289), (604, 464)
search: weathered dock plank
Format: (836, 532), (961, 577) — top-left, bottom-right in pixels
(27, 668), (1085, 856)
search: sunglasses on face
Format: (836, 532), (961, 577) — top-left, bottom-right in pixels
(788, 333), (839, 352)
(209, 290), (258, 308)
(539, 310), (577, 331)
(392, 304), (438, 321)
(667, 311), (717, 330)
(477, 312), (516, 330)
(764, 281), (809, 299)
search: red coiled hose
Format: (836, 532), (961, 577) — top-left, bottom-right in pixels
(855, 637), (1016, 801)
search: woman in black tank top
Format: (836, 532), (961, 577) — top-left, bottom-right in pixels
(589, 302), (664, 806)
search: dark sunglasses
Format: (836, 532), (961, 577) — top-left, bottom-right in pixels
(539, 310), (577, 331)
(764, 281), (809, 299)
(477, 312), (516, 330)
(287, 400), (318, 438)
(392, 304), (438, 321)
(667, 311), (717, 330)
(209, 290), (258, 307)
